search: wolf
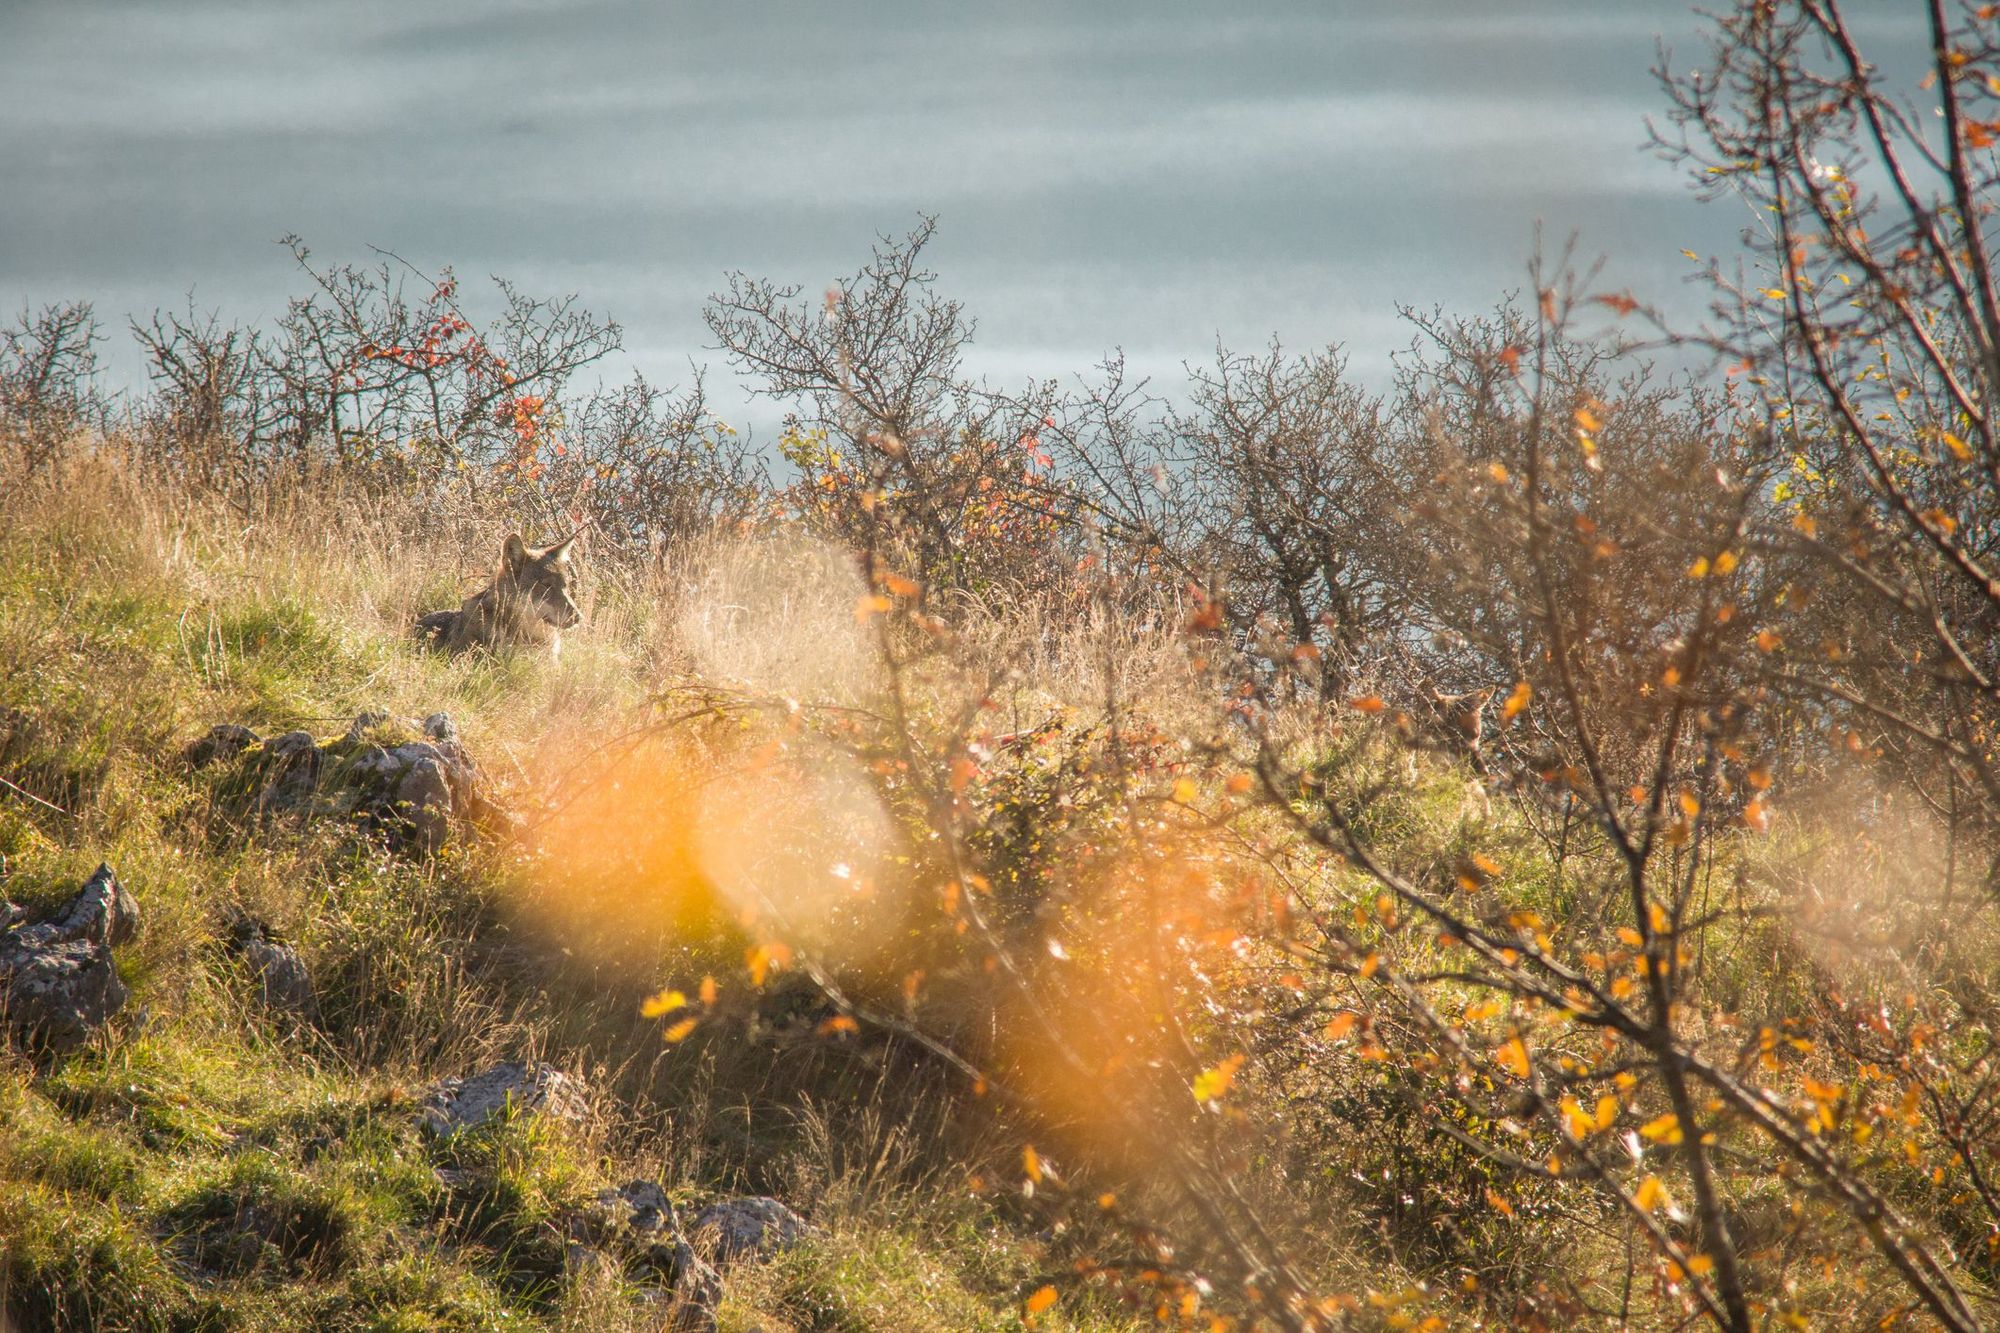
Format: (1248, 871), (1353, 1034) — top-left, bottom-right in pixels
(416, 531), (582, 659)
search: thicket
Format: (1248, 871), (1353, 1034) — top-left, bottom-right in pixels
(7, 2), (2000, 1329)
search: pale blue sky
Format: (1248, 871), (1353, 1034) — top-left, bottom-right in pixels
(0, 0), (1930, 432)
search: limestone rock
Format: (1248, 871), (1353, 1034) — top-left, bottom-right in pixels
(1, 863), (140, 1053)
(188, 711), (494, 854)
(687, 1196), (811, 1265)
(420, 1060), (587, 1137)
(227, 918), (318, 1022)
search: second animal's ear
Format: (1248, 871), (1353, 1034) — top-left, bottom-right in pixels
(502, 533), (528, 569)
(547, 531), (577, 563)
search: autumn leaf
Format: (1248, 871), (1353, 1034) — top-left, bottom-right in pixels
(662, 1017), (700, 1043)
(853, 593), (893, 623)
(1596, 292), (1639, 315)
(1501, 679), (1532, 722)
(1640, 1113), (1685, 1145)
(640, 989), (687, 1019)
(1325, 1011), (1360, 1041)
(1023, 1145), (1045, 1183)
(1495, 1036), (1531, 1079)
(1192, 1053), (1248, 1104)
(1351, 695), (1387, 714)
(698, 974), (718, 1005)
(1633, 1175), (1668, 1213)
(1025, 1285), (1059, 1316)
(817, 1014), (860, 1037)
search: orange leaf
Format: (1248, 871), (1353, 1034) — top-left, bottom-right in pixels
(640, 989), (687, 1018)
(662, 1017), (699, 1043)
(1351, 695), (1387, 714)
(1495, 1036), (1531, 1079)
(1325, 1011), (1359, 1041)
(1026, 1285), (1059, 1316)
(817, 1015), (860, 1037)
(1502, 680), (1532, 722)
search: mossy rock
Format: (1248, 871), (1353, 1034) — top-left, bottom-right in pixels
(185, 711), (497, 855)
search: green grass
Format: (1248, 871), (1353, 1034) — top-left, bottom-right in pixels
(0, 463), (1170, 1332)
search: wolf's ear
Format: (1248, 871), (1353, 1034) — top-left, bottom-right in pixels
(502, 533), (528, 569)
(546, 531), (578, 563)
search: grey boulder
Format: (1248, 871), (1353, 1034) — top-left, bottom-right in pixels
(1, 863), (140, 1053)
(420, 1060), (588, 1137)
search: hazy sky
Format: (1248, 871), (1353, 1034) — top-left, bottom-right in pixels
(0, 0), (1930, 433)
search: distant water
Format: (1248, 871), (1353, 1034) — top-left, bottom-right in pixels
(0, 0), (1928, 438)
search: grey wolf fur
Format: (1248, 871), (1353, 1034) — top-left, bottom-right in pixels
(416, 532), (582, 659)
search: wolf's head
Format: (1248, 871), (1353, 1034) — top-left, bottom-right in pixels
(499, 532), (582, 631)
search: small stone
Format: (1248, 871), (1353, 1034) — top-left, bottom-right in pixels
(420, 1061), (587, 1137)
(397, 757), (454, 854)
(184, 723), (260, 770)
(238, 931), (318, 1022)
(687, 1196), (811, 1265)
(664, 1241), (724, 1332)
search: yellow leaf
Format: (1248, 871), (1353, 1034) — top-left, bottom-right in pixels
(1192, 1053), (1248, 1104)
(1755, 629), (1782, 652)
(1640, 1113), (1684, 1145)
(640, 989), (687, 1018)
(1575, 405), (1603, 433)
(1495, 1036), (1531, 1079)
(1325, 1011), (1360, 1041)
(1681, 249), (1700, 261)
(1712, 550), (1738, 575)
(1502, 680), (1531, 721)
(1687, 556), (1710, 578)
(854, 593), (893, 623)
(1634, 1175), (1666, 1212)
(1026, 1284), (1059, 1316)
(1679, 792), (1701, 819)
(880, 571), (920, 599)
(817, 1014), (860, 1037)
(1595, 1094), (1620, 1131)
(1023, 1145), (1044, 1183)
(698, 975), (718, 1005)
(662, 1017), (699, 1043)
(1172, 777), (1198, 804)
(1561, 1095), (1599, 1138)
(1944, 431), (1973, 461)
